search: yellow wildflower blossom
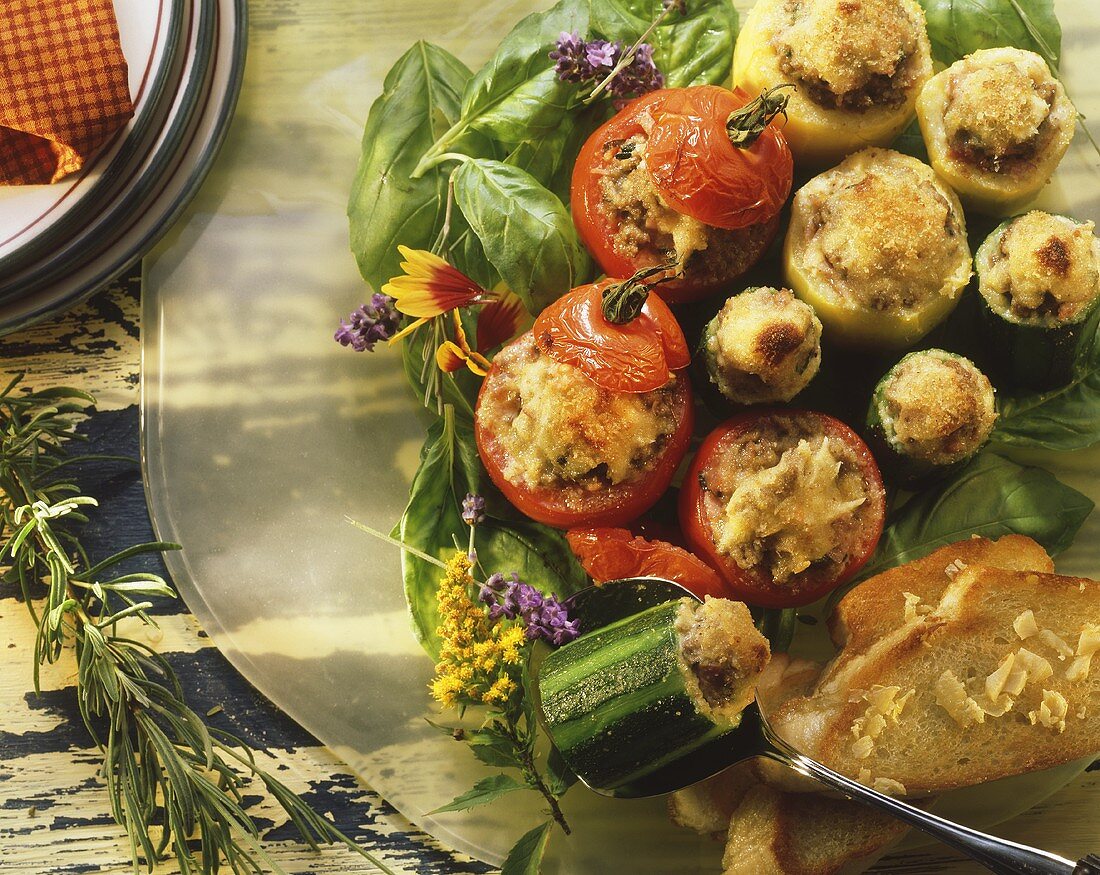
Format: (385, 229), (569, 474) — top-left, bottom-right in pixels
(430, 552), (526, 709)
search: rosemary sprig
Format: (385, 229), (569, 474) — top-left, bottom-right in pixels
(0, 374), (397, 875)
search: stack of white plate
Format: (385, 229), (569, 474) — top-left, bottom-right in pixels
(0, 0), (246, 333)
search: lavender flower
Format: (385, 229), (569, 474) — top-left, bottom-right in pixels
(479, 571), (580, 645)
(461, 492), (486, 526)
(334, 293), (400, 352)
(663, 0), (687, 14)
(549, 32), (664, 99)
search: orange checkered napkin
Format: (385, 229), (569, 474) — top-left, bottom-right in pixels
(0, 0), (133, 185)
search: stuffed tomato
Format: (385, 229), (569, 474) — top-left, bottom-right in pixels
(475, 274), (693, 528)
(679, 411), (885, 608)
(571, 85), (793, 303)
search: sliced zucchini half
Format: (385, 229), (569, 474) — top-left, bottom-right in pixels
(700, 287), (822, 406)
(733, 0), (932, 167)
(975, 212), (1100, 390)
(867, 349), (997, 486)
(538, 596), (769, 793)
(916, 48), (1076, 217)
(783, 148), (972, 350)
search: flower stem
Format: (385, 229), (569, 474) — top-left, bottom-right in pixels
(584, 5), (674, 104)
(502, 719), (572, 836)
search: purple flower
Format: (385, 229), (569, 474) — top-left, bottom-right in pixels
(663, 0), (687, 14)
(614, 43), (664, 97)
(461, 493), (486, 526)
(479, 572), (580, 646)
(585, 39), (618, 70)
(334, 293), (400, 352)
(549, 31), (591, 83)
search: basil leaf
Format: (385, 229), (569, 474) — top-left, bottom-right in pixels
(858, 452), (1093, 579)
(592, 0), (739, 88)
(418, 0), (590, 170)
(919, 0), (1061, 68)
(504, 103), (607, 202)
(501, 820), (555, 875)
(398, 409), (589, 657)
(993, 331), (1100, 451)
(348, 42), (492, 292)
(428, 773), (529, 815)
(399, 312), (481, 422)
(454, 159), (592, 313)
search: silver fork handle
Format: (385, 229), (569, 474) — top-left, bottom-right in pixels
(763, 748), (1079, 875)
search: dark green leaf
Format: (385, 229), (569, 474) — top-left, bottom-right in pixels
(504, 103), (608, 202)
(418, 0), (589, 168)
(347, 41), (492, 291)
(501, 820), (555, 875)
(428, 773), (529, 814)
(919, 0), (1061, 68)
(467, 726), (524, 769)
(859, 452), (1093, 579)
(992, 330), (1100, 451)
(454, 159), (592, 313)
(592, 0), (739, 88)
(544, 745), (578, 797)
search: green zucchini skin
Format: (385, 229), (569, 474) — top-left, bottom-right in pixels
(975, 218), (1100, 391)
(865, 350), (989, 488)
(537, 600), (738, 792)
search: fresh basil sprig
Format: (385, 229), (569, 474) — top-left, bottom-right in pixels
(454, 159), (593, 313)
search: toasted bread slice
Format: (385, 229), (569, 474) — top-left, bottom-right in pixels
(829, 535), (1053, 652)
(721, 781), (909, 875)
(772, 567), (1100, 795)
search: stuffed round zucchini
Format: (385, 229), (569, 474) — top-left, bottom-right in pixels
(680, 411), (886, 608)
(571, 85), (793, 303)
(700, 287), (823, 406)
(733, 0), (932, 167)
(975, 211), (1100, 390)
(916, 48), (1076, 216)
(783, 148), (972, 350)
(867, 349), (997, 486)
(538, 596), (769, 792)
(475, 273), (694, 528)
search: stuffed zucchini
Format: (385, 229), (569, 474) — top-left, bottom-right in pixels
(733, 0), (932, 167)
(975, 211), (1100, 390)
(867, 350), (997, 486)
(538, 596), (769, 792)
(700, 287), (823, 406)
(916, 48), (1076, 216)
(783, 148), (972, 350)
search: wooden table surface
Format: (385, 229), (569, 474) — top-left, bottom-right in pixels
(0, 273), (1096, 874)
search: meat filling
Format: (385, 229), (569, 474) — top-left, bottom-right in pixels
(773, 0), (924, 113)
(699, 415), (874, 586)
(481, 334), (680, 491)
(980, 212), (1100, 324)
(598, 134), (774, 287)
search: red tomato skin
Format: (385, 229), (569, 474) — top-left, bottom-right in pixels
(679, 411), (886, 608)
(533, 280), (690, 394)
(566, 527), (731, 601)
(475, 338), (695, 529)
(570, 86), (791, 303)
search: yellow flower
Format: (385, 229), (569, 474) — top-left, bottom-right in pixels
(383, 247), (489, 342)
(436, 311), (491, 376)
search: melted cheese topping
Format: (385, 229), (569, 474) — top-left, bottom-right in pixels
(1014, 609), (1040, 639)
(797, 149), (970, 312)
(935, 669), (985, 728)
(775, 0), (920, 97)
(487, 337), (678, 489)
(708, 288), (822, 404)
(849, 685), (914, 758)
(717, 436), (867, 582)
(943, 51), (1054, 158)
(1066, 624), (1100, 682)
(879, 350), (997, 465)
(983, 212), (1100, 319)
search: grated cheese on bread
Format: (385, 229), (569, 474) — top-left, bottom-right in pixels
(771, 566), (1100, 795)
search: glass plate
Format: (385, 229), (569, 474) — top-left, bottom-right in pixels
(141, 0), (1100, 870)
